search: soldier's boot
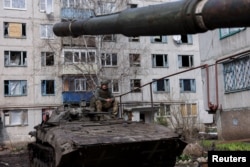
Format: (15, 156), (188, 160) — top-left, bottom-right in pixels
(95, 100), (102, 112)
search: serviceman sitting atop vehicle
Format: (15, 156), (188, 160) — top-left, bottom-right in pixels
(94, 80), (118, 115)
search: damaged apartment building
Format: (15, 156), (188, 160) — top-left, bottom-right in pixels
(0, 0), (213, 145)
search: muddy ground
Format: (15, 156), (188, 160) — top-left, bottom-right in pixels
(0, 150), (29, 167)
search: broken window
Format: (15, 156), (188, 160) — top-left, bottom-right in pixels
(41, 52), (54, 66)
(4, 51), (27, 66)
(129, 36), (140, 42)
(151, 36), (167, 43)
(130, 79), (141, 92)
(111, 79), (119, 93)
(173, 34), (192, 44)
(153, 79), (170, 92)
(4, 0), (26, 9)
(101, 53), (117, 66)
(157, 104), (171, 117)
(180, 79), (196, 92)
(41, 80), (55, 95)
(4, 80), (27, 96)
(178, 55), (194, 68)
(4, 22), (26, 38)
(40, 24), (54, 39)
(152, 54), (168, 67)
(3, 110), (28, 126)
(180, 103), (197, 117)
(129, 53), (140, 67)
(223, 55), (250, 93)
(102, 34), (116, 42)
(128, 4), (137, 8)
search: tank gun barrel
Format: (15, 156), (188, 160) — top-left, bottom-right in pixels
(53, 0), (250, 37)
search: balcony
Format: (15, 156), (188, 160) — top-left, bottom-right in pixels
(62, 91), (94, 104)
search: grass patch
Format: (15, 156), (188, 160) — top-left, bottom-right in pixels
(200, 140), (250, 151)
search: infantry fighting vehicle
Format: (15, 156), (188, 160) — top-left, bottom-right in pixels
(28, 0), (250, 166)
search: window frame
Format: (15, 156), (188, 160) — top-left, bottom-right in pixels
(220, 27), (245, 39)
(152, 54), (168, 68)
(64, 50), (96, 64)
(63, 76), (97, 92)
(41, 80), (55, 96)
(153, 79), (170, 93)
(179, 79), (196, 93)
(101, 53), (118, 67)
(40, 24), (54, 39)
(40, 0), (53, 14)
(151, 36), (167, 43)
(223, 55), (250, 93)
(102, 34), (116, 42)
(178, 55), (194, 68)
(156, 104), (171, 117)
(180, 103), (197, 117)
(130, 79), (141, 93)
(111, 79), (120, 93)
(4, 0), (26, 10)
(75, 79), (87, 91)
(129, 36), (140, 42)
(3, 110), (28, 127)
(4, 80), (27, 96)
(4, 22), (26, 38)
(41, 52), (54, 66)
(4, 50), (27, 67)
(173, 34), (193, 44)
(129, 53), (141, 67)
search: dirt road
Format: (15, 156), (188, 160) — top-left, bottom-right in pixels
(0, 151), (29, 167)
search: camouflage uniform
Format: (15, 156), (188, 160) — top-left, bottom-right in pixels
(94, 81), (118, 115)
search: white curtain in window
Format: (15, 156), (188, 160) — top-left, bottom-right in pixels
(46, 0), (53, 14)
(10, 110), (22, 125)
(40, 0), (46, 11)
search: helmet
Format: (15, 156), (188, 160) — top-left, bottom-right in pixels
(100, 80), (109, 85)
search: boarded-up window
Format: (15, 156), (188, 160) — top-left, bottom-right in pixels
(4, 22), (26, 38)
(180, 104), (197, 117)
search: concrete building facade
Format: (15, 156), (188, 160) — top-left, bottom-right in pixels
(199, 28), (250, 140)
